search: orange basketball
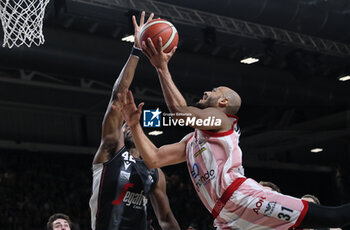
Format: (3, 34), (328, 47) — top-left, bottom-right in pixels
(139, 18), (179, 53)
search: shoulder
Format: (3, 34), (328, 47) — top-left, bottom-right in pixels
(199, 107), (230, 120)
(93, 145), (127, 165)
(180, 132), (194, 143)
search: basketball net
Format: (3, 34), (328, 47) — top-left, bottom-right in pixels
(0, 0), (50, 48)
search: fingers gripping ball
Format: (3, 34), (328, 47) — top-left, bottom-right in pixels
(139, 19), (178, 53)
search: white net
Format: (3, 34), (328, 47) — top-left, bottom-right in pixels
(0, 0), (50, 48)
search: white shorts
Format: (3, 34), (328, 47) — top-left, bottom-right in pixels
(214, 179), (309, 230)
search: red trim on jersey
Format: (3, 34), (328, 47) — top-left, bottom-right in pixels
(212, 177), (247, 219)
(95, 166), (107, 228)
(201, 128), (234, 137)
(186, 135), (194, 146)
(290, 200), (310, 228)
(112, 183), (134, 205)
(225, 113), (239, 119)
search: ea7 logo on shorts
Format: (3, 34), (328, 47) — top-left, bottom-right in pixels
(143, 108), (161, 127)
(264, 201), (277, 217)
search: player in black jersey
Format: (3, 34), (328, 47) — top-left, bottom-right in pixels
(89, 11), (180, 230)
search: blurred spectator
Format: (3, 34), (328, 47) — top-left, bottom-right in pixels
(0, 151), (91, 230)
(301, 194), (320, 205)
(47, 213), (71, 230)
(259, 181), (281, 193)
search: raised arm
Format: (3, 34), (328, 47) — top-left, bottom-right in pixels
(92, 12), (154, 164)
(150, 169), (180, 230)
(142, 38), (231, 132)
(118, 90), (186, 168)
(142, 37), (185, 111)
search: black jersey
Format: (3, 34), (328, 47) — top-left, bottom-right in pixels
(89, 146), (158, 230)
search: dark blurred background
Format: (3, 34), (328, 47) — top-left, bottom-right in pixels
(0, 0), (349, 229)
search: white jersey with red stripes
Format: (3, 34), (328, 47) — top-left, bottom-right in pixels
(184, 114), (308, 229)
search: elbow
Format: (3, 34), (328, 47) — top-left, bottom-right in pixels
(158, 216), (180, 230)
(142, 149), (161, 169)
(168, 105), (179, 114)
(158, 220), (167, 229)
(169, 105), (188, 114)
(158, 222), (171, 230)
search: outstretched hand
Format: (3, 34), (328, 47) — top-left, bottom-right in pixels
(142, 37), (177, 70)
(133, 11), (154, 48)
(117, 89), (144, 127)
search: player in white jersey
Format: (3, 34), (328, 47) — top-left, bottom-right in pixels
(118, 36), (350, 229)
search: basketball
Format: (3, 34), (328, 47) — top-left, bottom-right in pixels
(139, 18), (179, 53)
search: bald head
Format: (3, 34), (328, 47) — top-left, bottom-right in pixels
(217, 86), (241, 115)
(196, 86), (242, 114)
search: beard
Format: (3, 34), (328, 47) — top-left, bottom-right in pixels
(196, 95), (219, 109)
(195, 101), (206, 109)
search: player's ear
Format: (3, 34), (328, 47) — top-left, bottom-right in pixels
(218, 97), (228, 108)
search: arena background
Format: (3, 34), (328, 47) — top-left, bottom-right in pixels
(0, 0), (349, 229)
